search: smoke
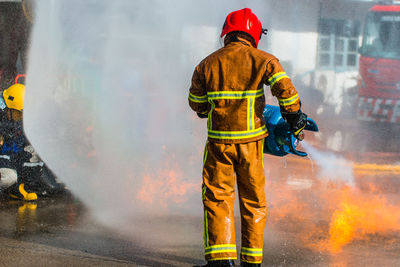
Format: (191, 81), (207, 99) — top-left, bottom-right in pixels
(302, 141), (355, 186)
(19, 1), (400, 260)
(22, 0), (271, 231)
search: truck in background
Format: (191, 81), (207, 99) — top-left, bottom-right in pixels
(357, 1), (400, 123)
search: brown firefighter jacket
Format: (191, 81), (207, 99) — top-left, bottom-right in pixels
(189, 37), (301, 144)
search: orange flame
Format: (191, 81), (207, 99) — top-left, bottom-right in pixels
(328, 187), (400, 253)
(137, 160), (200, 209)
(266, 155), (400, 255)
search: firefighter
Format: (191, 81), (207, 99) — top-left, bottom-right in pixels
(0, 81), (42, 201)
(189, 8), (307, 267)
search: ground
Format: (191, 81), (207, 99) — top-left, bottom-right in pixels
(0, 154), (399, 267)
(0, 118), (399, 266)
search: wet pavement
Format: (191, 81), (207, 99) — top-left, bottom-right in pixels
(1, 123), (400, 266)
(0, 195), (204, 266)
(1, 153), (400, 267)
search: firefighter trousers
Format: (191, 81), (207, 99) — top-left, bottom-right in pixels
(202, 139), (266, 264)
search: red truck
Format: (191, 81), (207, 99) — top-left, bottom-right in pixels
(357, 2), (400, 123)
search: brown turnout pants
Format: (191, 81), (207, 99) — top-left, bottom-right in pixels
(202, 139), (266, 264)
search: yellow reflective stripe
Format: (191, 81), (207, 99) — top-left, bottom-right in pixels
(207, 89), (264, 100)
(247, 97), (255, 130)
(205, 244), (237, 255)
(247, 97), (251, 130)
(205, 249), (237, 255)
(189, 92), (208, 103)
(270, 75), (289, 88)
(203, 141), (208, 169)
(206, 244), (237, 248)
(204, 210), (209, 247)
(278, 93), (299, 106)
(268, 71), (285, 83)
(241, 259), (262, 264)
(206, 89), (264, 132)
(268, 72), (289, 88)
(241, 247), (262, 252)
(208, 100), (215, 130)
(241, 247), (263, 257)
(208, 257), (238, 261)
(202, 185), (206, 200)
(261, 140), (264, 169)
(251, 97), (255, 129)
(241, 252), (263, 257)
(208, 125), (268, 140)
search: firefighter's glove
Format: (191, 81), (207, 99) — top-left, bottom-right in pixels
(197, 112), (208, 119)
(282, 110), (308, 140)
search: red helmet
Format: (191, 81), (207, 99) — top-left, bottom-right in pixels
(220, 8), (265, 47)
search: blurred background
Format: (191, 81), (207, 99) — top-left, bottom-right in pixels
(0, 0), (399, 266)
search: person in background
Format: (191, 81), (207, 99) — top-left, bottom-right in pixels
(0, 76), (43, 201)
(189, 8), (307, 267)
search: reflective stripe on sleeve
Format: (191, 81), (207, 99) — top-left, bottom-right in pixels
(189, 92), (208, 103)
(278, 93), (299, 106)
(205, 244), (237, 255)
(268, 72), (289, 88)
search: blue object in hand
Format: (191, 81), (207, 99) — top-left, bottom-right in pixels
(263, 105), (318, 157)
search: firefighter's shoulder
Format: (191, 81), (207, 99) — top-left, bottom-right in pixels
(197, 47), (225, 66)
(250, 47), (278, 64)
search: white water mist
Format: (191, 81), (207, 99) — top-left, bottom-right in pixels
(302, 141), (355, 186)
(22, 0), (272, 231)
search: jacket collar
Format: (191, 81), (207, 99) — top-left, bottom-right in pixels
(225, 36), (254, 48)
